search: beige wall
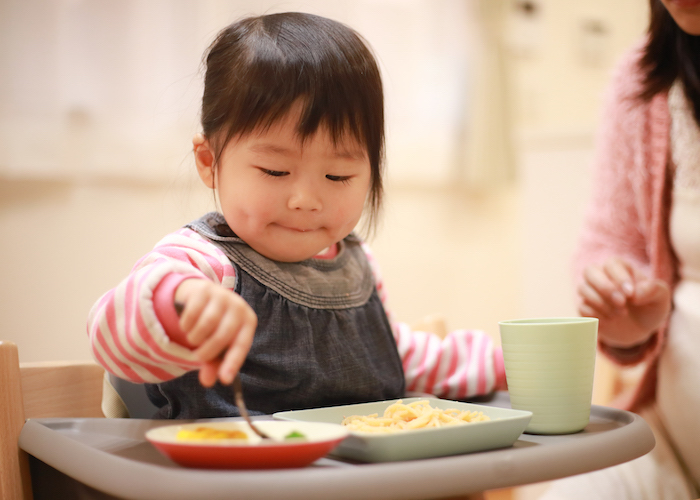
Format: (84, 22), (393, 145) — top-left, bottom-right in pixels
(510, 0), (648, 319)
(0, 175), (520, 362)
(0, 175), (211, 361)
(1, 0), (648, 363)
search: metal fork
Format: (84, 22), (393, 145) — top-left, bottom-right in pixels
(173, 301), (269, 439)
(232, 374), (271, 439)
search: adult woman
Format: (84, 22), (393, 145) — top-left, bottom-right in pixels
(542, 0), (700, 498)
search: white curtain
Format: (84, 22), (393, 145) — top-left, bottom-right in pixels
(457, 0), (516, 190)
(0, 0), (510, 188)
(0, 0), (209, 182)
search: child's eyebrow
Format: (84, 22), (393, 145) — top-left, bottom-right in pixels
(248, 144), (293, 156)
(334, 147), (367, 160)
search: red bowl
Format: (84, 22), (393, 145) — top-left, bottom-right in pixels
(146, 420), (349, 469)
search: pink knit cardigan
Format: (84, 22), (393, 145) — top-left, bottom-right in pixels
(575, 41), (678, 413)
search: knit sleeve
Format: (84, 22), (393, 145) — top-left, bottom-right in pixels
(86, 228), (236, 383)
(574, 43), (653, 280)
(361, 243), (507, 399)
(573, 40), (670, 371)
(574, 42), (654, 280)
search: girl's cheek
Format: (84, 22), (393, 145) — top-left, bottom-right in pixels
(241, 201), (276, 224)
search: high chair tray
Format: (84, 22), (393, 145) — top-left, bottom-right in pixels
(19, 392), (654, 500)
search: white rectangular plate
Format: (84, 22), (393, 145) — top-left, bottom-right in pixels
(273, 397), (532, 462)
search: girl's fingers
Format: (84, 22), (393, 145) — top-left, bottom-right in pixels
(194, 303), (255, 362)
(217, 319), (256, 385)
(186, 297), (226, 346)
(174, 281), (257, 386)
(178, 288), (209, 333)
(193, 310), (237, 361)
(198, 359), (221, 388)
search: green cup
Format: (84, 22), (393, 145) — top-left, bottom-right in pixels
(498, 317), (598, 434)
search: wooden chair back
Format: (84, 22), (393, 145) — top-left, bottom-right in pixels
(0, 341), (105, 500)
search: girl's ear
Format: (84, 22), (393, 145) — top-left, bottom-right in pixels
(193, 133), (215, 189)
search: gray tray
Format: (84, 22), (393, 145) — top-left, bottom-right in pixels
(19, 392), (655, 500)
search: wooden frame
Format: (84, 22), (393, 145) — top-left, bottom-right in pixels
(0, 341), (104, 500)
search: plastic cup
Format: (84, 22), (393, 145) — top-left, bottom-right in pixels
(498, 317), (598, 434)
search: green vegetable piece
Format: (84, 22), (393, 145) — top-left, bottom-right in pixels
(284, 430), (306, 440)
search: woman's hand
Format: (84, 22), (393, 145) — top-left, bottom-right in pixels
(577, 257), (671, 348)
(175, 279), (257, 387)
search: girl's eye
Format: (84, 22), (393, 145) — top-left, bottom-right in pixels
(326, 175), (352, 183)
(260, 169), (288, 177)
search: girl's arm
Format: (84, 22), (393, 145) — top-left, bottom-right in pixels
(392, 322), (507, 399)
(86, 228), (237, 383)
(362, 243), (507, 399)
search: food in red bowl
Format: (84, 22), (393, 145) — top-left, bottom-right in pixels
(146, 420), (349, 469)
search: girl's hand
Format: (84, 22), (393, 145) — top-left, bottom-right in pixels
(577, 256), (671, 348)
(174, 279), (257, 387)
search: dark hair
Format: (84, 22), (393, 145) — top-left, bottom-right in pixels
(200, 12), (385, 232)
(639, 0), (700, 125)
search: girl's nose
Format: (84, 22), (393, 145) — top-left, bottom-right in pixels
(287, 181), (323, 211)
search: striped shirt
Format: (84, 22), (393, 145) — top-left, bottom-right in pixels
(87, 227), (506, 400)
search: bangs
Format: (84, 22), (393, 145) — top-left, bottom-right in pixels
(202, 13), (384, 165)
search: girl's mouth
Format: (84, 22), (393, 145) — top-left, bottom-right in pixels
(278, 224), (315, 233)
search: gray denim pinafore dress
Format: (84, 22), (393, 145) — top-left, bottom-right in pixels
(146, 212), (405, 419)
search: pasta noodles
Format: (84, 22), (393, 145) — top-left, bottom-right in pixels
(341, 400), (490, 433)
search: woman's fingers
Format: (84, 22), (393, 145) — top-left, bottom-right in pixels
(581, 257), (643, 313)
(583, 264), (626, 308)
(578, 302), (603, 319)
(576, 259), (669, 346)
(578, 281), (617, 317)
(603, 257), (636, 296)
(625, 279), (672, 335)
(633, 279), (667, 304)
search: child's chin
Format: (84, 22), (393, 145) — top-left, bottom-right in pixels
(256, 247), (318, 263)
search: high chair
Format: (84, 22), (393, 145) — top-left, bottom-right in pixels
(0, 341), (105, 500)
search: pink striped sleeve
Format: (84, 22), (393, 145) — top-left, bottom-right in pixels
(395, 324), (506, 399)
(86, 228), (237, 383)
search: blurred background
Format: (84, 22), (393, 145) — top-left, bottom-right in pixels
(0, 0), (647, 368)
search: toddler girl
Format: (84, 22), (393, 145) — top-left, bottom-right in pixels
(87, 12), (506, 419)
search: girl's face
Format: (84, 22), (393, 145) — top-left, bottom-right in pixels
(661, 0), (700, 35)
(194, 108), (371, 262)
